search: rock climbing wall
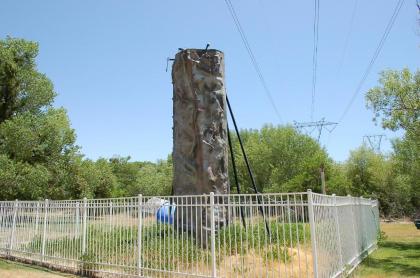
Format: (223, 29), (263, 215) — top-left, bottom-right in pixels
(171, 49), (229, 245)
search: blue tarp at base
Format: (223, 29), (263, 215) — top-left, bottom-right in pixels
(156, 202), (176, 224)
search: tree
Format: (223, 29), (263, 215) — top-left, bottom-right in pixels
(228, 125), (337, 194)
(366, 68), (419, 133)
(135, 159), (173, 196)
(345, 145), (387, 197)
(0, 109), (76, 164)
(0, 38), (55, 124)
(325, 162), (351, 196)
(344, 145), (412, 217)
(92, 159), (119, 198)
(0, 37), (79, 200)
(67, 158), (118, 199)
(392, 135), (419, 215)
(366, 68), (419, 217)
(0, 154), (50, 200)
(108, 156), (144, 196)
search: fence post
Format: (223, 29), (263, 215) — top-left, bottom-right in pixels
(371, 198), (377, 245)
(332, 194), (344, 270)
(82, 197), (87, 255)
(8, 199), (18, 255)
(360, 196), (367, 250)
(137, 194), (143, 275)
(76, 202), (80, 237)
(35, 201), (40, 236)
(0, 203), (3, 255)
(372, 199), (380, 238)
(209, 192), (217, 278)
(0, 203), (3, 231)
(307, 189), (319, 278)
(0, 203), (3, 254)
(41, 199), (49, 262)
(347, 195), (357, 258)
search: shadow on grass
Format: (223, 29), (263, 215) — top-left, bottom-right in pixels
(361, 241), (420, 276)
(379, 241), (420, 251)
(362, 257), (420, 276)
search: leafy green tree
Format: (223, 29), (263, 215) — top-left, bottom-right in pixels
(0, 154), (50, 200)
(0, 109), (76, 164)
(345, 145), (388, 197)
(108, 156), (144, 196)
(134, 159), (173, 196)
(366, 68), (419, 217)
(366, 68), (419, 133)
(325, 163), (351, 196)
(0, 37), (79, 200)
(391, 135), (419, 214)
(344, 145), (412, 217)
(228, 125), (336, 194)
(0, 38), (55, 124)
(93, 159), (119, 198)
(66, 158), (118, 199)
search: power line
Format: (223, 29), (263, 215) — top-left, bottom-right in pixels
(311, 0), (320, 120)
(336, 0), (359, 77)
(223, 0), (283, 123)
(338, 0), (405, 123)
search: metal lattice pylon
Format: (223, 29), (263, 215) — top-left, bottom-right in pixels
(294, 118), (338, 142)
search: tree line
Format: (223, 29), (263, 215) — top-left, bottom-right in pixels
(0, 38), (418, 218)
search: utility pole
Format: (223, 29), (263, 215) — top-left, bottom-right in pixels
(320, 164), (326, 194)
(294, 118), (338, 142)
(294, 119), (336, 194)
(363, 134), (385, 152)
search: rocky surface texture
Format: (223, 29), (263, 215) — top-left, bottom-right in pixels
(171, 49), (229, 245)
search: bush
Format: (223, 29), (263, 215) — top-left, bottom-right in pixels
(25, 221), (307, 271)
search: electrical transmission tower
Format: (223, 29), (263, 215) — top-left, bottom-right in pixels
(294, 118), (337, 194)
(294, 118), (338, 142)
(363, 134), (385, 152)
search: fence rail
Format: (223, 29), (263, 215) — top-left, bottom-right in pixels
(0, 190), (379, 277)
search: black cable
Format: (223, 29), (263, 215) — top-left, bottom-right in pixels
(336, 0), (359, 77)
(227, 123), (247, 229)
(226, 96), (259, 195)
(224, 0), (283, 123)
(226, 95), (271, 236)
(338, 0), (405, 123)
(311, 0), (320, 120)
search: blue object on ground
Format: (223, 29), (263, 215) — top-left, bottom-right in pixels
(414, 219), (420, 230)
(156, 202), (176, 224)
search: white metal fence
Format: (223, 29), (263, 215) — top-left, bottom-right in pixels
(0, 190), (379, 277)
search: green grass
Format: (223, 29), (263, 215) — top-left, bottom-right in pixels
(353, 222), (420, 278)
(0, 259), (34, 271)
(0, 258), (76, 277)
(217, 221), (308, 262)
(24, 221), (307, 272)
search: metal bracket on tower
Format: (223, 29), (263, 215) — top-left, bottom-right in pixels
(294, 118), (338, 142)
(363, 134), (385, 152)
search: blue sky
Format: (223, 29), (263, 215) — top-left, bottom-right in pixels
(1, 0), (418, 162)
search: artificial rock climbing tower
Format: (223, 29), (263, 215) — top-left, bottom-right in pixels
(171, 49), (229, 244)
